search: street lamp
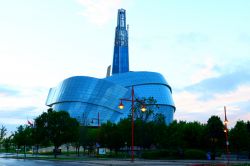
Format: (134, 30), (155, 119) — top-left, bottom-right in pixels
(224, 106), (230, 163)
(118, 101), (124, 109)
(90, 112), (100, 127)
(118, 85), (146, 162)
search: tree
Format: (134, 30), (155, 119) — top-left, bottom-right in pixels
(99, 121), (123, 154)
(3, 135), (13, 152)
(182, 121), (206, 149)
(134, 119), (157, 149)
(134, 97), (159, 122)
(34, 108), (79, 158)
(206, 116), (224, 160)
(0, 125), (7, 142)
(0, 125), (7, 150)
(13, 125), (33, 158)
(229, 121), (250, 154)
(153, 114), (168, 149)
(76, 126), (100, 156)
(117, 118), (131, 147)
(78, 126), (89, 155)
(164, 120), (187, 149)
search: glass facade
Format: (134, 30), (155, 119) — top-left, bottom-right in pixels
(112, 9), (129, 75)
(46, 72), (175, 126)
(105, 71), (175, 124)
(46, 76), (127, 126)
(45, 9), (176, 126)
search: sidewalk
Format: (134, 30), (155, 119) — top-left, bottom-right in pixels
(1, 153), (250, 166)
(80, 159), (250, 166)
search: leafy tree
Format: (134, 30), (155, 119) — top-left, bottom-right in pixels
(182, 121), (206, 149)
(206, 116), (224, 160)
(229, 121), (250, 153)
(0, 125), (7, 142)
(134, 97), (159, 122)
(247, 121), (250, 133)
(99, 121), (122, 154)
(77, 126), (100, 156)
(153, 113), (166, 125)
(153, 114), (168, 149)
(164, 120), (186, 149)
(13, 125), (33, 158)
(34, 108), (79, 158)
(3, 135), (13, 152)
(135, 120), (156, 149)
(117, 118), (131, 147)
(78, 126), (89, 154)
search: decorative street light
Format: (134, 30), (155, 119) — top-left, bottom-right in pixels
(90, 112), (100, 127)
(118, 85), (146, 162)
(224, 106), (230, 163)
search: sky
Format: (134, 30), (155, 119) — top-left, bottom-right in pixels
(0, 0), (250, 133)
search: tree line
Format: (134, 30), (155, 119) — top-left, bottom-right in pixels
(1, 108), (250, 159)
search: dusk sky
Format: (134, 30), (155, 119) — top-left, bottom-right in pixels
(1, 0), (250, 133)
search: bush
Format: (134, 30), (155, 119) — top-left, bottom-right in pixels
(141, 149), (178, 159)
(184, 149), (206, 159)
(141, 150), (160, 159)
(141, 149), (206, 160)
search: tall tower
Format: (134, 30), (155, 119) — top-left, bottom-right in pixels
(112, 9), (129, 75)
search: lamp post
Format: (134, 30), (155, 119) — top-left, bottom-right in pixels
(90, 112), (100, 127)
(224, 106), (230, 163)
(118, 86), (146, 162)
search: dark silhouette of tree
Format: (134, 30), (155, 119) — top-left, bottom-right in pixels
(164, 120), (186, 149)
(78, 126), (89, 154)
(183, 121), (206, 149)
(135, 119), (156, 149)
(118, 118), (131, 144)
(0, 125), (7, 143)
(78, 126), (100, 156)
(13, 125), (33, 158)
(99, 121), (122, 154)
(229, 120), (250, 155)
(206, 116), (224, 160)
(34, 108), (79, 158)
(3, 135), (13, 152)
(134, 97), (159, 122)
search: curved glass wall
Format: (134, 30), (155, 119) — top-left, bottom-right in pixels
(46, 72), (175, 126)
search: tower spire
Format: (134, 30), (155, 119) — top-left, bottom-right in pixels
(112, 9), (129, 75)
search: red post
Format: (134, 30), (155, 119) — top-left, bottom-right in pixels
(131, 86), (134, 162)
(224, 106), (230, 163)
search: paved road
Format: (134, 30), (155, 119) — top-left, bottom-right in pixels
(1, 155), (250, 166)
(0, 158), (198, 166)
(0, 158), (232, 166)
(0, 158), (98, 166)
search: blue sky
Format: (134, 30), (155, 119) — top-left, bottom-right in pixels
(1, 0), (250, 133)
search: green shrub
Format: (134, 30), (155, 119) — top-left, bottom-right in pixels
(141, 149), (178, 159)
(141, 150), (160, 159)
(141, 149), (206, 160)
(184, 149), (206, 159)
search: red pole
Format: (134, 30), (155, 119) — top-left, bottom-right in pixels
(131, 86), (134, 162)
(224, 106), (230, 163)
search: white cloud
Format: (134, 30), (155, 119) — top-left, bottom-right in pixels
(77, 0), (123, 26)
(174, 85), (250, 126)
(0, 85), (48, 129)
(0, 118), (26, 125)
(0, 86), (47, 109)
(191, 57), (220, 84)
